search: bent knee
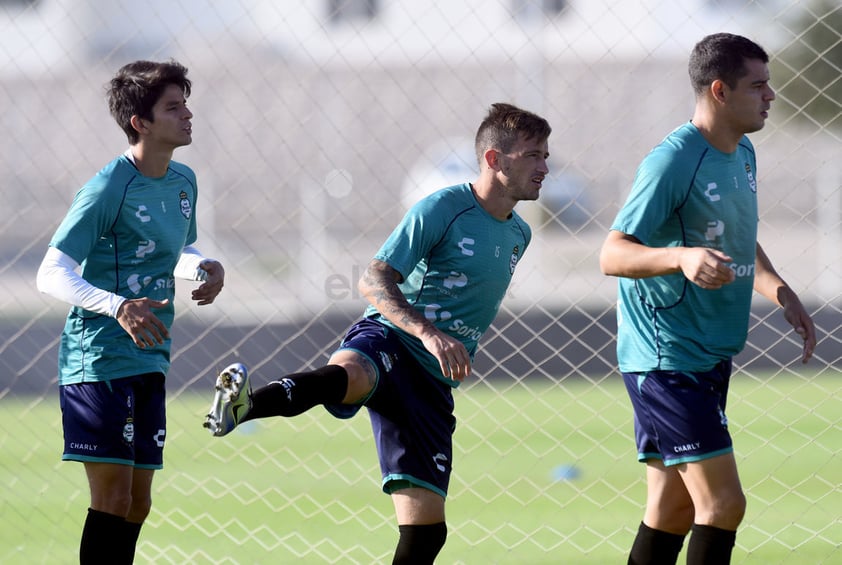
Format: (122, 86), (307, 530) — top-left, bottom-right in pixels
(712, 491), (746, 528)
(648, 499), (695, 534)
(126, 495), (153, 523)
(330, 351), (377, 403)
(695, 490), (746, 530)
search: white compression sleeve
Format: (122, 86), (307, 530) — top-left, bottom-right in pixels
(174, 245), (209, 281)
(36, 247), (126, 318)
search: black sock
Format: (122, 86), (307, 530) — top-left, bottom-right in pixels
(244, 365), (349, 419)
(392, 522), (447, 565)
(628, 521), (686, 565)
(80, 508), (128, 565)
(687, 523), (736, 565)
(122, 520), (143, 563)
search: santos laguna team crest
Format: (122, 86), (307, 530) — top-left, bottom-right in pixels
(509, 245), (520, 274)
(745, 162), (757, 193)
(179, 191), (192, 219)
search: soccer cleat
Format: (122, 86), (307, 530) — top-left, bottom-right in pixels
(203, 362), (251, 437)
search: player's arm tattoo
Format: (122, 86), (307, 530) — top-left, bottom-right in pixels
(359, 259), (433, 334)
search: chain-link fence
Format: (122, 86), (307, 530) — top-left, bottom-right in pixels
(1, 0), (840, 563)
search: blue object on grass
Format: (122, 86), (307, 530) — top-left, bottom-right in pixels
(552, 464), (581, 481)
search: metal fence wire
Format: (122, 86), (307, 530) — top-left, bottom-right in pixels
(1, 0), (840, 563)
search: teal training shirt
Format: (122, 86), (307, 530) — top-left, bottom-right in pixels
(50, 154), (199, 384)
(611, 122), (759, 372)
(364, 183), (531, 386)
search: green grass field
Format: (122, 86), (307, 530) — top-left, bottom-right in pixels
(2, 374), (840, 564)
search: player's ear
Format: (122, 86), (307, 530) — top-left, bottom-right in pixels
(130, 115), (150, 136)
(484, 148), (500, 171)
(710, 79), (727, 103)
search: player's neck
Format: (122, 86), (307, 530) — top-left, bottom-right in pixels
(126, 144), (174, 178)
(690, 113), (740, 154)
(471, 180), (514, 221)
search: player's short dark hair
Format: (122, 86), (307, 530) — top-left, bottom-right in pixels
(474, 102), (551, 165)
(107, 60), (192, 144)
(689, 33), (769, 95)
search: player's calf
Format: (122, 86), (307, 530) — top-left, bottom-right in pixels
(392, 522), (447, 565)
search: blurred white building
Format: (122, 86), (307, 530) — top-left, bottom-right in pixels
(1, 0), (782, 76)
(1, 0), (837, 316)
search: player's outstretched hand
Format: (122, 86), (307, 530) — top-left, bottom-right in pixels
(116, 298), (170, 348)
(780, 288), (816, 363)
(192, 259), (225, 305)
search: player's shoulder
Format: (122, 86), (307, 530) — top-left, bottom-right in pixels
(657, 122), (707, 154)
(426, 182), (472, 202)
(167, 159), (197, 183)
(510, 208), (530, 230)
(642, 123), (707, 173)
(412, 183), (473, 213)
(83, 154), (136, 192)
(509, 208), (532, 244)
(94, 153), (131, 176)
(737, 135), (756, 159)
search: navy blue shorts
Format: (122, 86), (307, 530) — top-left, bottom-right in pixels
(622, 359), (733, 466)
(59, 373), (166, 469)
(328, 318), (456, 498)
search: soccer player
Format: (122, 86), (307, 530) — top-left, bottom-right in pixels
(36, 60), (225, 564)
(204, 102), (550, 564)
(599, 33), (816, 564)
